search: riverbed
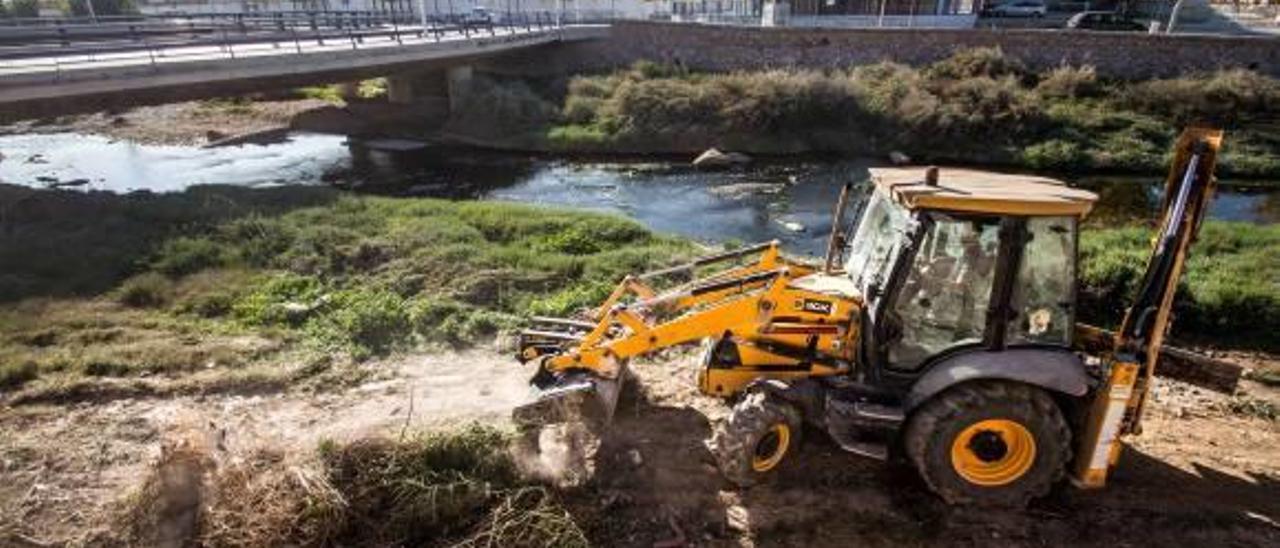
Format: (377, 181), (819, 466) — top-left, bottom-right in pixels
(2, 132), (1276, 256)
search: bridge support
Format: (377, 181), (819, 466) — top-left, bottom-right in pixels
(385, 64), (473, 115)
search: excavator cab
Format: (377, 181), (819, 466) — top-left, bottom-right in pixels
(512, 128), (1223, 507)
(839, 168), (1091, 382)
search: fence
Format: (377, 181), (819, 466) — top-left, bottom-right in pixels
(0, 9), (569, 76)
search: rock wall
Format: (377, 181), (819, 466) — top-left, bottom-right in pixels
(488, 21), (1280, 78)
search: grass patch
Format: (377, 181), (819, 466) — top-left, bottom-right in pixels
(1079, 221), (1280, 351)
(0, 184), (693, 391)
(460, 52), (1280, 177)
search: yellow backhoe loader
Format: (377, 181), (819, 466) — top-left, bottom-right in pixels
(513, 128), (1225, 505)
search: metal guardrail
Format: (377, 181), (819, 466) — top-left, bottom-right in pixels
(0, 10), (578, 79)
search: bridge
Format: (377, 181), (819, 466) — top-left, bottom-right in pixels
(0, 12), (608, 119)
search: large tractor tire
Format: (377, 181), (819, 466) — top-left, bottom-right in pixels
(714, 391), (803, 487)
(905, 381), (1071, 506)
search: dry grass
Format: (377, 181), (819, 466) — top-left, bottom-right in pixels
(97, 424), (587, 548)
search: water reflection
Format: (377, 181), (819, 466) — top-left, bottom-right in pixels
(0, 133), (351, 193)
(1, 132), (1274, 258)
(1076, 176), (1280, 227)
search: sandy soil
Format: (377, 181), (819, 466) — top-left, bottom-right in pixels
(1, 349), (1277, 547)
(0, 99), (334, 147)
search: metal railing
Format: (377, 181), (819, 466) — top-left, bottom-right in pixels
(0, 9), (573, 77)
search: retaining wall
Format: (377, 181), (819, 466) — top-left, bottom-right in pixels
(493, 21), (1280, 78)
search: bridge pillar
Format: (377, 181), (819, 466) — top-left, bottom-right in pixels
(386, 76), (416, 104)
(385, 64), (473, 115)
(445, 65), (473, 114)
(337, 82), (362, 101)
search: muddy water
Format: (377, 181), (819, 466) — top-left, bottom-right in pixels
(1, 132), (1276, 257)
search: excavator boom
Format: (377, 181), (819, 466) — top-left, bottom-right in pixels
(1072, 127), (1224, 488)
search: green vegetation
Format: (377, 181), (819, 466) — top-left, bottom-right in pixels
(296, 85), (346, 104)
(1079, 221), (1280, 351)
(454, 51), (1280, 177)
(294, 78), (390, 105)
(0, 183), (692, 392)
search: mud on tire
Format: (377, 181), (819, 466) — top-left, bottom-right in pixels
(713, 391), (802, 487)
(905, 381), (1071, 507)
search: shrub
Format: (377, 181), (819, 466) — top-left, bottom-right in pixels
(409, 297), (516, 345)
(357, 78), (387, 100)
(152, 237), (227, 277)
(221, 216), (296, 267)
(1035, 66), (1101, 99)
(116, 272), (173, 308)
(562, 95), (602, 125)
(296, 85), (344, 104)
(1118, 69), (1280, 126)
(308, 288), (412, 359)
(182, 292), (237, 318)
(452, 76), (560, 133)
(546, 124), (610, 147)
(1022, 139), (1087, 170)
(233, 273), (326, 326)
(525, 281), (612, 317)
(927, 47), (1026, 80)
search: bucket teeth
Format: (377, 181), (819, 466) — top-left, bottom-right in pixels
(513, 370), (626, 429)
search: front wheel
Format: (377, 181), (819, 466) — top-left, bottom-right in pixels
(714, 391), (802, 487)
(904, 381), (1071, 506)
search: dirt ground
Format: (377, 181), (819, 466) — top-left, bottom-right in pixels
(1, 348), (1277, 547)
(0, 99), (334, 147)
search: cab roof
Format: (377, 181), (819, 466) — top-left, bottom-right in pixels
(869, 167), (1098, 217)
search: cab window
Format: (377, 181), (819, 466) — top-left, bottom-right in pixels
(845, 189), (908, 296)
(1007, 217), (1076, 346)
(888, 214), (1000, 369)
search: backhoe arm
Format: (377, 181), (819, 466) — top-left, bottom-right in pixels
(1073, 127), (1223, 488)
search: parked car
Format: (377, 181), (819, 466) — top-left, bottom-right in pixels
(984, 1), (1047, 17)
(1065, 11), (1148, 31)
(465, 7), (494, 25)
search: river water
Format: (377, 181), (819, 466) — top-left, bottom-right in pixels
(2, 132), (1276, 256)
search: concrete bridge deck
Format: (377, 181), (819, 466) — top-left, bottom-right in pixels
(0, 22), (607, 119)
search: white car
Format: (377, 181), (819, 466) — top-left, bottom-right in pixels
(465, 7), (495, 24)
(986, 1), (1047, 17)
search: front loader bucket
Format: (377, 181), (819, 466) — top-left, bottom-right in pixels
(513, 368), (627, 430)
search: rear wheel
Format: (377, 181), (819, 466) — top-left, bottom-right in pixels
(905, 381), (1071, 506)
(714, 391), (802, 487)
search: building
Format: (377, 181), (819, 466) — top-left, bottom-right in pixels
(135, 0), (655, 18)
(670, 0), (978, 26)
(790, 0), (978, 27)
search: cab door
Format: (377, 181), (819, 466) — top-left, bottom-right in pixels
(880, 213), (1004, 371)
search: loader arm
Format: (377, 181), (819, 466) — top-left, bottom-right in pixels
(1073, 127), (1223, 488)
(514, 241), (853, 427)
(520, 241), (819, 377)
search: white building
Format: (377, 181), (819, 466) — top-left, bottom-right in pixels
(136, 0), (659, 18)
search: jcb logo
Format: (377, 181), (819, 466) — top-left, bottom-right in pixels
(800, 299), (834, 315)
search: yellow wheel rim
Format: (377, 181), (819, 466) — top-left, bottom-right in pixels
(751, 424), (791, 472)
(949, 419), (1037, 486)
